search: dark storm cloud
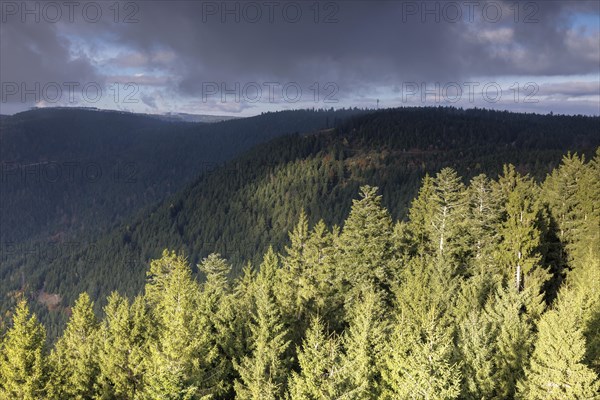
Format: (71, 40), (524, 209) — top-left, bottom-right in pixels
(99, 0), (599, 91)
(0, 19), (97, 83)
(0, 0), (598, 112)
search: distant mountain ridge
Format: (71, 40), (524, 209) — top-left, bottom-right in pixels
(1, 107), (362, 246)
(15, 106), (243, 123)
(153, 112), (242, 123)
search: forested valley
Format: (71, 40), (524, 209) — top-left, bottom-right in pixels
(4, 107), (598, 337)
(3, 0), (599, 397)
(1, 145), (599, 399)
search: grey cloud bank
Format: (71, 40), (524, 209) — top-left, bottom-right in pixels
(1, 0), (599, 115)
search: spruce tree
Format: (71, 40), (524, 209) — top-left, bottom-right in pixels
(457, 309), (498, 399)
(485, 285), (536, 398)
(198, 253), (236, 396)
(466, 174), (501, 273)
(336, 185), (393, 311)
(494, 165), (543, 291)
(97, 292), (150, 399)
(381, 311), (461, 400)
(341, 287), (388, 399)
(49, 292), (100, 399)
(234, 271), (290, 400)
(428, 168), (468, 267)
(518, 289), (600, 399)
(142, 250), (221, 399)
(288, 316), (347, 399)
(0, 300), (47, 400)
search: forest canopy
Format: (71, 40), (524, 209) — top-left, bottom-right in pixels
(1, 149), (599, 399)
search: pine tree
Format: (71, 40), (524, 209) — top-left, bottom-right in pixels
(234, 255), (290, 400)
(381, 311), (461, 400)
(341, 287), (388, 399)
(518, 289), (600, 399)
(96, 292), (150, 399)
(466, 174), (501, 273)
(494, 165), (543, 291)
(198, 253), (236, 396)
(382, 258), (461, 399)
(276, 211), (310, 343)
(287, 316), (347, 399)
(336, 185), (393, 311)
(406, 174), (436, 256)
(485, 285), (536, 398)
(457, 309), (498, 399)
(49, 292), (100, 399)
(0, 300), (47, 400)
(142, 250), (221, 399)
(428, 168), (468, 266)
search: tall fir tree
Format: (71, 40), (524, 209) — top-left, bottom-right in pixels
(465, 174), (502, 274)
(234, 262), (291, 400)
(518, 288), (600, 399)
(485, 285), (537, 399)
(543, 151), (600, 271)
(494, 165), (544, 291)
(96, 292), (150, 399)
(427, 168), (468, 268)
(198, 253), (237, 397)
(340, 287), (388, 399)
(382, 257), (461, 399)
(232, 262), (259, 361)
(48, 292), (100, 399)
(142, 250), (221, 399)
(276, 211), (311, 344)
(287, 316), (348, 399)
(406, 174), (436, 256)
(566, 253), (600, 374)
(299, 220), (340, 329)
(0, 300), (47, 400)
(457, 309), (499, 399)
(257, 246), (279, 292)
(381, 310), (461, 400)
(542, 153), (587, 267)
(336, 185), (394, 312)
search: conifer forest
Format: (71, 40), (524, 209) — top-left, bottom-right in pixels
(2, 146), (599, 399)
(2, 0), (600, 399)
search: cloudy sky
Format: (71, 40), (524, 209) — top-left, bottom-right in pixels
(1, 0), (599, 116)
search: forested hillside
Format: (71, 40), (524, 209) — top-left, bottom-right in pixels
(1, 107), (358, 245)
(1, 149), (598, 399)
(0, 107), (363, 332)
(17, 107), (598, 329)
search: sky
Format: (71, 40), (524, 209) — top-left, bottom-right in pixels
(1, 0), (599, 116)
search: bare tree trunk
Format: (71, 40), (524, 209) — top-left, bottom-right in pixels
(516, 249), (522, 291)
